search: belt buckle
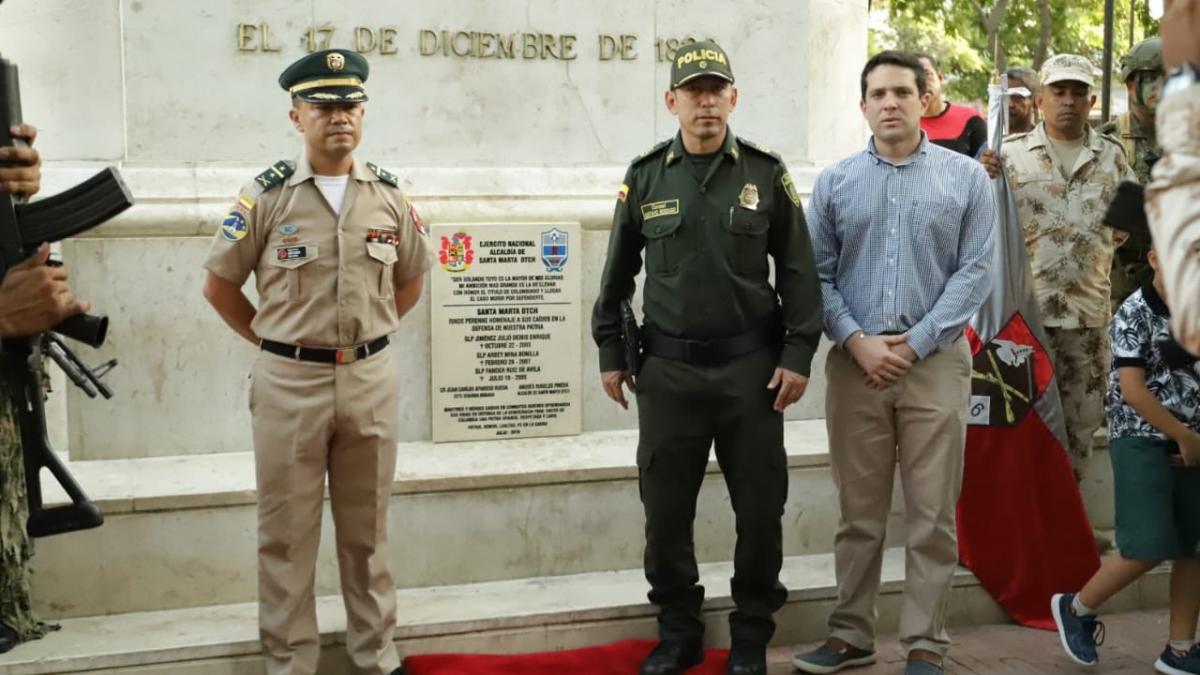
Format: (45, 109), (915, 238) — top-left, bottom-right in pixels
(334, 347), (359, 365)
(685, 339), (716, 364)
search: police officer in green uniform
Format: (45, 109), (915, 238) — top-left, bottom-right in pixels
(592, 41), (822, 675)
(1101, 37), (1164, 306)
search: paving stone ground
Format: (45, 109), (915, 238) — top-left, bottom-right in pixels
(769, 609), (1183, 674)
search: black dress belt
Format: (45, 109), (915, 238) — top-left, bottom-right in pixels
(260, 336), (389, 364)
(642, 325), (776, 366)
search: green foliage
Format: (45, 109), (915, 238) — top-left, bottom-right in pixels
(871, 0), (1158, 103)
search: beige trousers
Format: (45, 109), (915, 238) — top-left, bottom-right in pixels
(824, 339), (971, 657)
(250, 348), (401, 675)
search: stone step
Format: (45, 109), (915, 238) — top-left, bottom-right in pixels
(9, 547), (1129, 675)
(33, 422), (852, 618)
(31, 422), (1116, 620)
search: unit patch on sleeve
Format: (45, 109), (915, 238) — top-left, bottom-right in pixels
(221, 210), (248, 242)
(782, 172), (801, 207)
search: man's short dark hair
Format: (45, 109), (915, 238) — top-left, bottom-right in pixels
(860, 50), (928, 100)
(912, 52), (939, 72)
(1006, 66), (1040, 93)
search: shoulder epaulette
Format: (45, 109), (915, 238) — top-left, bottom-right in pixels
(367, 162), (400, 188)
(1003, 130), (1033, 144)
(630, 139), (672, 166)
(1097, 132), (1126, 150)
(253, 160), (294, 192)
(738, 137), (782, 161)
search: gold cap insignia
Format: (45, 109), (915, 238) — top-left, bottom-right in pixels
(738, 183), (760, 210)
(699, 61), (708, 69)
(327, 52), (346, 72)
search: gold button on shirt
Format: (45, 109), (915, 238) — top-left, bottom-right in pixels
(204, 157), (432, 346)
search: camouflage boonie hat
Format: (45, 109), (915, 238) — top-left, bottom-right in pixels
(1040, 53), (1095, 87)
(1119, 37), (1163, 81)
(670, 40), (734, 89)
(279, 49), (370, 103)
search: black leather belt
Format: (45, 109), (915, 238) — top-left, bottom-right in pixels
(260, 336), (389, 364)
(642, 325), (775, 366)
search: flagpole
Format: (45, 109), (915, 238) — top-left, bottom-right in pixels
(1102, 0), (1115, 121)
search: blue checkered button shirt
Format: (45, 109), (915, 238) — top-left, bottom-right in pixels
(807, 134), (996, 358)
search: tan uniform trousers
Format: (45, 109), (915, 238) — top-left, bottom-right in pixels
(249, 347), (401, 675)
(824, 339), (971, 657)
(1043, 327), (1108, 481)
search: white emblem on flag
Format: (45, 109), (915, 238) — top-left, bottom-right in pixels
(994, 339), (1035, 368)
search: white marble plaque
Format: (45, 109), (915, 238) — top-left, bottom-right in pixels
(430, 222), (582, 443)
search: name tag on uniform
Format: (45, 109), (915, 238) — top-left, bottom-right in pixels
(367, 226), (400, 245)
(276, 245), (312, 261)
(641, 199), (680, 220)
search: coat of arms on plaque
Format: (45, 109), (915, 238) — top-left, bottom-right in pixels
(439, 231), (474, 273)
(541, 228), (568, 273)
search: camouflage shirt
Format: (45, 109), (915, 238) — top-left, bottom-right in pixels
(1003, 123), (1136, 329)
(1147, 85), (1200, 353)
(1096, 112), (1161, 185)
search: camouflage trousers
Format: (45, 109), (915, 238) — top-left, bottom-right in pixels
(1044, 327), (1109, 481)
(0, 389), (53, 642)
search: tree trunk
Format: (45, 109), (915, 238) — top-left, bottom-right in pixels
(1035, 0), (1052, 69)
(973, 0), (1011, 73)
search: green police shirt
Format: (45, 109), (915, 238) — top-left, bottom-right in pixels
(591, 130), (823, 376)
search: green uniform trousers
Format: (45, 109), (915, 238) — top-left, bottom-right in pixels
(634, 346), (787, 646)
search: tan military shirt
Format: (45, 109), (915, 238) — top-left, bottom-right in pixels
(1003, 123), (1136, 329)
(1147, 85), (1200, 352)
(204, 157), (432, 347)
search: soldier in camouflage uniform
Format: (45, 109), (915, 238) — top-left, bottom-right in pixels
(0, 124), (86, 653)
(1100, 38), (1164, 308)
(984, 55), (1138, 479)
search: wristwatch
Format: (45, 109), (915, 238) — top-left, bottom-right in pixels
(1163, 62), (1199, 100)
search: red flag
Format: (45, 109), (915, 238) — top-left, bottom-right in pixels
(956, 80), (1100, 629)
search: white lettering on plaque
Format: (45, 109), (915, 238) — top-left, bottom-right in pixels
(430, 222), (582, 442)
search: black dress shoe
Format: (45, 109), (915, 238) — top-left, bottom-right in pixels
(640, 639), (704, 675)
(0, 623), (18, 655)
(726, 641), (767, 675)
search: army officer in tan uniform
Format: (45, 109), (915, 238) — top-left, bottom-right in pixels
(202, 49), (430, 675)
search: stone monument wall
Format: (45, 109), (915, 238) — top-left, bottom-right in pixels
(0, 0), (868, 459)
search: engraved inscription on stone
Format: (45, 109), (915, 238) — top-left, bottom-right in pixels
(430, 222), (582, 443)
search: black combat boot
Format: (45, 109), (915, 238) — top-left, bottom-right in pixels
(640, 639), (704, 675)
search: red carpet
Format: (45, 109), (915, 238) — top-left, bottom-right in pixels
(403, 639), (730, 674)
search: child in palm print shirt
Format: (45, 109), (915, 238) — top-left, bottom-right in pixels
(1050, 247), (1200, 675)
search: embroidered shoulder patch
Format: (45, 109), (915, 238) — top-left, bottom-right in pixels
(367, 162), (400, 187)
(781, 172), (801, 208)
(253, 160), (294, 191)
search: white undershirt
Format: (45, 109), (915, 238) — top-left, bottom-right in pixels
(313, 174), (350, 215)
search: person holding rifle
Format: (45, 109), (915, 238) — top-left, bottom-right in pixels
(0, 122), (89, 654)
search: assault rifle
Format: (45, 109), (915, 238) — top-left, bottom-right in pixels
(0, 52), (133, 537)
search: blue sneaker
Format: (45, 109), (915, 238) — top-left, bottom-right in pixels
(1051, 593), (1105, 666)
(1156, 644), (1200, 675)
(792, 640), (876, 674)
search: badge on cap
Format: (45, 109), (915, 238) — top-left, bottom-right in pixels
(738, 183), (760, 210)
(327, 52), (346, 71)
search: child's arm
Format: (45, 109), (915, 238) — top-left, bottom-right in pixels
(1118, 367), (1200, 467)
